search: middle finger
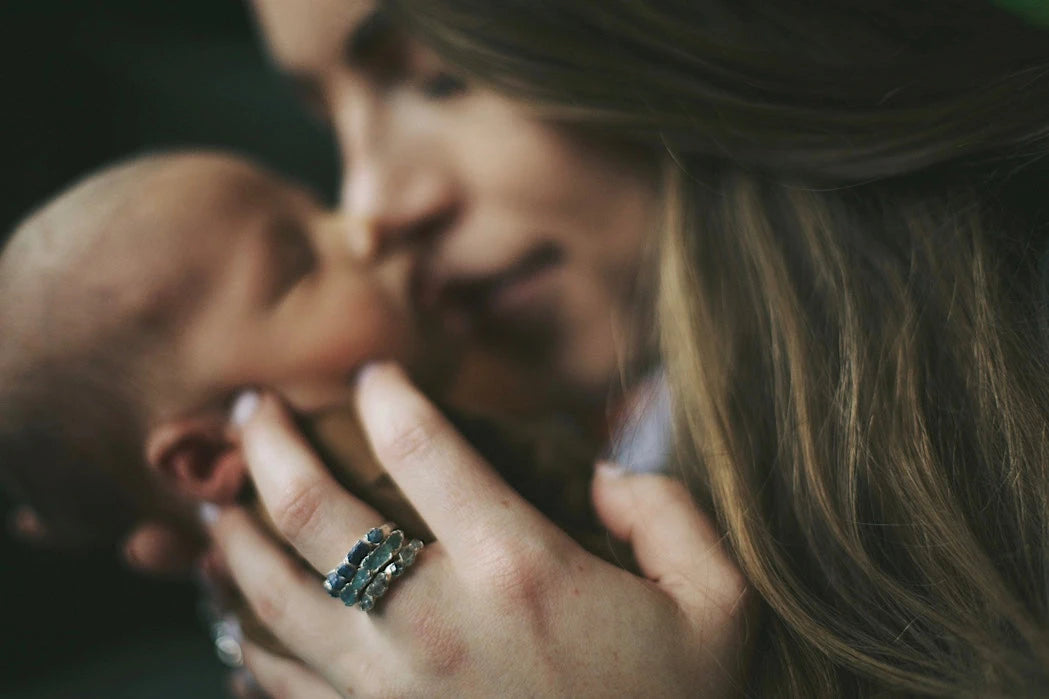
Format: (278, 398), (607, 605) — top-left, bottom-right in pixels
(210, 505), (370, 669)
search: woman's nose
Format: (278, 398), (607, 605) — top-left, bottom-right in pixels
(334, 92), (459, 260)
(342, 161), (459, 260)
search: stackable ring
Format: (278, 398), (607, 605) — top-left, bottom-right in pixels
(322, 523), (424, 612)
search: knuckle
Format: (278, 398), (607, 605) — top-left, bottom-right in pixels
(383, 577), (469, 678)
(472, 535), (553, 603)
(260, 673), (296, 699)
(336, 651), (389, 697)
(409, 606), (469, 677)
(639, 476), (703, 526)
(645, 474), (692, 509)
(250, 582), (291, 630)
(374, 410), (442, 465)
(270, 477), (327, 542)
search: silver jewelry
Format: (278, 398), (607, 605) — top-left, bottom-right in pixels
(322, 524), (424, 612)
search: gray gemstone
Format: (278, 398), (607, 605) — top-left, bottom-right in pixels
(366, 576), (388, 598)
(384, 562), (403, 579)
(359, 595), (375, 612)
(398, 546), (418, 567)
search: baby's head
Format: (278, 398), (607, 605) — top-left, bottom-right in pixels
(0, 151), (432, 547)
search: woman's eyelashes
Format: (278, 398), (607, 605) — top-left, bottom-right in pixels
(419, 71), (468, 99)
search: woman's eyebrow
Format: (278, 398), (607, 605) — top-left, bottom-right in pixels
(344, 8), (397, 68)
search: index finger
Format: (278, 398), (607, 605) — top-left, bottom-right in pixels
(353, 362), (543, 557)
(236, 393), (385, 572)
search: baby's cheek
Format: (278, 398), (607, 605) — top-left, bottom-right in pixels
(293, 284), (411, 376)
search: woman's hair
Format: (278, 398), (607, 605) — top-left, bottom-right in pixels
(388, 1), (1049, 694)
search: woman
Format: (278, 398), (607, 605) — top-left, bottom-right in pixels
(176, 0), (1049, 695)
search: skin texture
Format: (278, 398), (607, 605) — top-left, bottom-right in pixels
(134, 154), (419, 424)
(1, 152), (431, 533)
(119, 0), (663, 566)
(210, 365), (749, 698)
(249, 0), (659, 407)
(82, 3), (752, 692)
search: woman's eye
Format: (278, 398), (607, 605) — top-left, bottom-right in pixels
(419, 72), (467, 99)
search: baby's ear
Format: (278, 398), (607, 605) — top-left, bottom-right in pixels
(145, 418), (246, 504)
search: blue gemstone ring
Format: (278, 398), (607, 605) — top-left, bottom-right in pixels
(321, 523), (424, 613)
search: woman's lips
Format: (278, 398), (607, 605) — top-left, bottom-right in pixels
(420, 243), (564, 320)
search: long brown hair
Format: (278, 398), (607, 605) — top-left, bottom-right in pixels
(389, 1), (1049, 694)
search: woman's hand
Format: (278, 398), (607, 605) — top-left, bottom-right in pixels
(210, 363), (749, 698)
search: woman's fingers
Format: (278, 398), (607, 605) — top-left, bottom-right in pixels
(591, 465), (747, 618)
(233, 392), (385, 572)
(208, 505), (367, 667)
(238, 641), (342, 699)
(353, 362), (540, 557)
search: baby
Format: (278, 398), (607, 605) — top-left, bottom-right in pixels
(0, 150), (614, 568)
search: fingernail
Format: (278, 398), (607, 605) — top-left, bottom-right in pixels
(596, 461), (628, 479)
(214, 614), (245, 668)
(198, 502), (221, 526)
(230, 390), (260, 427)
(353, 360), (388, 388)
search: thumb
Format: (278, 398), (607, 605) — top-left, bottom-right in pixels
(591, 463), (744, 611)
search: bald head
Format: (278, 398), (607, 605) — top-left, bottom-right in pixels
(1, 151), (273, 371)
(0, 150), (281, 546)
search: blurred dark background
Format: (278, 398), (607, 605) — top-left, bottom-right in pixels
(1, 2), (336, 696)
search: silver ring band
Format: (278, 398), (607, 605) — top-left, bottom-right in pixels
(322, 524), (424, 612)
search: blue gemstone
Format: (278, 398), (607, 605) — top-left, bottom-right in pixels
(336, 561), (357, 579)
(325, 571), (348, 596)
(366, 527), (385, 544)
(345, 530), (404, 604)
(347, 540), (371, 567)
(361, 530), (404, 573)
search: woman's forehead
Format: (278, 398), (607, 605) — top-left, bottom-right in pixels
(249, 0), (379, 74)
